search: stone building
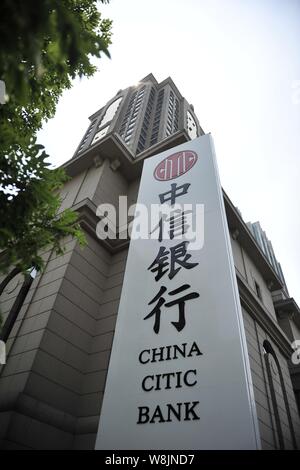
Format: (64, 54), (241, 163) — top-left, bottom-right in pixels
(0, 74), (299, 449)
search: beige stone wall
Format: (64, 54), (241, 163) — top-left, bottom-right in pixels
(230, 231), (300, 449)
(73, 243), (128, 449)
(0, 161), (133, 449)
(0, 237), (77, 448)
(242, 308), (300, 449)
(230, 235), (277, 320)
(0, 230), (128, 449)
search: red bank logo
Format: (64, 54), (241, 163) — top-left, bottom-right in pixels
(154, 150), (198, 181)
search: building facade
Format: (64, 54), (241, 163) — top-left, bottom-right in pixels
(0, 74), (299, 449)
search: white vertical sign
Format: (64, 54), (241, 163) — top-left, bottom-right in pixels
(96, 135), (260, 449)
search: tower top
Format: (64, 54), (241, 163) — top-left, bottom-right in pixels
(72, 73), (204, 163)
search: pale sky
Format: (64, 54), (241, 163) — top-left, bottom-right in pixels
(37, 0), (300, 304)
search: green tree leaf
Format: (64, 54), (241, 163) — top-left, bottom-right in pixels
(0, 0), (112, 279)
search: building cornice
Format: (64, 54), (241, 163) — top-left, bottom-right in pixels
(223, 190), (283, 291)
(237, 271), (292, 359)
(63, 131), (190, 181)
(274, 297), (300, 330)
(74, 198), (130, 253)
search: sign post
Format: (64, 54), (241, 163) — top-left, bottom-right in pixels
(95, 134), (260, 449)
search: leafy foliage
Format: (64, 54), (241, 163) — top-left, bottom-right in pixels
(0, 0), (112, 109)
(0, 1), (112, 274)
(0, 143), (85, 272)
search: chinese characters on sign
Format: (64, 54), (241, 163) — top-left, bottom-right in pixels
(145, 184), (200, 335)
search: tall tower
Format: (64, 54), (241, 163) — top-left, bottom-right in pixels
(73, 73), (204, 161)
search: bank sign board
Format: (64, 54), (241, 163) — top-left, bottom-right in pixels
(95, 134), (260, 449)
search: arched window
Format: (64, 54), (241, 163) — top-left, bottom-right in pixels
(99, 97), (123, 128)
(263, 340), (297, 449)
(0, 268), (37, 343)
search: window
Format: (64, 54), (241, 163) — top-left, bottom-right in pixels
(186, 111), (197, 139)
(78, 120), (96, 153)
(119, 85), (147, 148)
(91, 125), (109, 145)
(127, 123), (135, 131)
(125, 129), (133, 137)
(0, 268), (37, 342)
(136, 87), (155, 154)
(150, 89), (164, 144)
(254, 280), (262, 301)
(263, 340), (297, 449)
(163, 90), (179, 139)
(137, 143), (145, 153)
(99, 97), (123, 127)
